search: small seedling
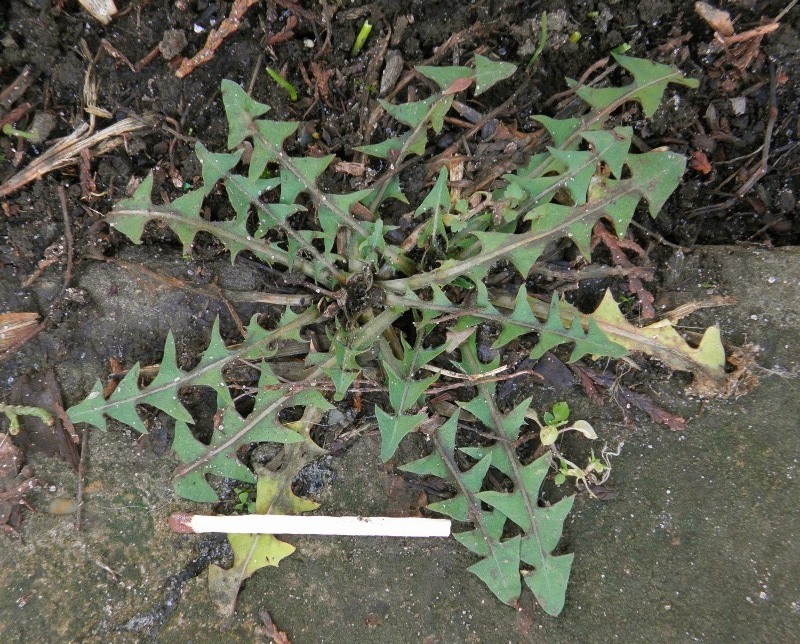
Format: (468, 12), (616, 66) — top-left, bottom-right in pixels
(0, 402), (53, 435)
(351, 20), (372, 56)
(2, 122), (39, 141)
(232, 486), (255, 514)
(528, 12), (548, 67)
(265, 66), (298, 101)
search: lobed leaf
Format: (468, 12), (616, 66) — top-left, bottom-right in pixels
(376, 334), (443, 461)
(473, 54), (517, 95)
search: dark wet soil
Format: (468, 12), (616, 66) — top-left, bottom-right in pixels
(1, 0), (799, 641)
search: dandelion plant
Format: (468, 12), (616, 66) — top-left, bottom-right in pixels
(68, 53), (740, 615)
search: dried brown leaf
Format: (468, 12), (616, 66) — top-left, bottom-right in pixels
(695, 2), (734, 37)
(0, 312), (39, 351)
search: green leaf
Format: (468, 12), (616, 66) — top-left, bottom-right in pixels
(225, 174), (280, 222)
(474, 54), (517, 95)
(196, 142), (243, 188)
(249, 120), (299, 179)
(320, 331), (364, 401)
(477, 455), (550, 532)
(575, 53), (699, 118)
(529, 293), (627, 362)
(355, 133), (424, 160)
(626, 149), (687, 217)
(400, 413), (459, 479)
(520, 495), (576, 616)
(551, 401), (569, 424)
(415, 166), (450, 248)
(207, 466), (318, 617)
(221, 79), (270, 149)
(459, 397), (531, 477)
(65, 380), (111, 431)
(381, 95), (437, 129)
(416, 65), (472, 91)
(466, 535), (522, 605)
(428, 454), (493, 521)
(107, 172), (156, 242)
(375, 407), (427, 462)
(492, 286), (541, 348)
(377, 334), (443, 461)
(452, 508), (506, 556)
(472, 231), (545, 278)
(317, 189), (373, 253)
(375, 176), (408, 204)
(280, 155), (334, 204)
(523, 551), (574, 616)
(580, 127), (632, 178)
(172, 374), (305, 502)
(533, 116), (581, 147)
(546, 148), (596, 206)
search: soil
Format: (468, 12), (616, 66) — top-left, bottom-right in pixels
(1, 0), (799, 641)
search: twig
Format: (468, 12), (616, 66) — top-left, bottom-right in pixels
(689, 62), (779, 217)
(0, 188), (75, 360)
(0, 65), (33, 110)
(134, 45), (161, 73)
(99, 38), (136, 73)
(175, 0), (260, 78)
(421, 363), (508, 381)
(56, 185), (75, 302)
(247, 52), (264, 96)
(75, 426), (89, 532)
(737, 61), (778, 198)
(544, 57), (611, 108)
(775, 0), (798, 22)
(0, 102), (33, 129)
(628, 220), (688, 252)
(715, 22), (780, 46)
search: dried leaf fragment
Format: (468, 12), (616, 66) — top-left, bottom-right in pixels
(590, 291), (730, 397)
(695, 2), (734, 37)
(690, 150), (713, 175)
(78, 0), (118, 25)
(0, 312), (39, 351)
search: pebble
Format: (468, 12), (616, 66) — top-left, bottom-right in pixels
(380, 50), (404, 97)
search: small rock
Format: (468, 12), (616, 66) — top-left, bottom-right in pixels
(729, 96), (747, 116)
(379, 50), (404, 97)
(159, 29), (188, 60)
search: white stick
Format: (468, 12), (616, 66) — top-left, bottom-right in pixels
(170, 512), (451, 538)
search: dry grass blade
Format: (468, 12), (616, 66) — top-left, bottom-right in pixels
(0, 115), (156, 199)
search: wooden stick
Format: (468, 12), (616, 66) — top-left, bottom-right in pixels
(169, 512), (451, 538)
